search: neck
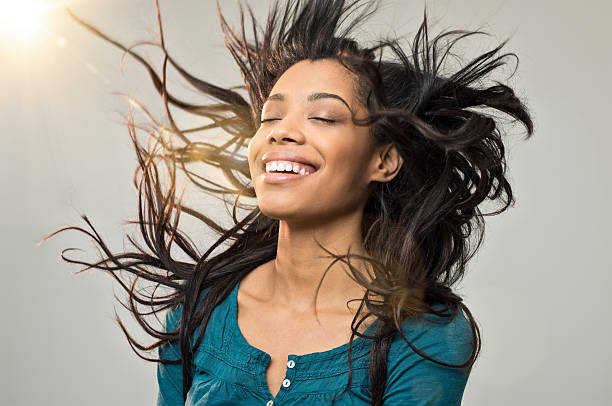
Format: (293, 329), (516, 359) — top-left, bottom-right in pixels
(266, 208), (370, 315)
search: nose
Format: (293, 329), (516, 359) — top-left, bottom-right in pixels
(265, 115), (306, 145)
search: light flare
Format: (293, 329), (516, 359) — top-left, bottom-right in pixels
(0, 0), (60, 44)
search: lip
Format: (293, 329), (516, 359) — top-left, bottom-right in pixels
(259, 151), (320, 184)
(261, 151), (319, 172)
(260, 171), (316, 183)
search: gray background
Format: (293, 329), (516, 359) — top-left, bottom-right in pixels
(2, 0), (610, 404)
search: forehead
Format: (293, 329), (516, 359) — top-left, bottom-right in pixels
(266, 59), (360, 107)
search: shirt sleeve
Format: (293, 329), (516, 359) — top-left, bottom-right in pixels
(156, 305), (185, 406)
(382, 307), (475, 406)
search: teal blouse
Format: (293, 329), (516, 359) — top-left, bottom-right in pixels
(156, 279), (474, 405)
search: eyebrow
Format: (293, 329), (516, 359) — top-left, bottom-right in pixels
(265, 92), (353, 113)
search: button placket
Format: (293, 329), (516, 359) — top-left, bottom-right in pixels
(281, 356), (297, 392)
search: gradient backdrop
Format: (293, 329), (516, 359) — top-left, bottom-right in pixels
(1, 0), (610, 404)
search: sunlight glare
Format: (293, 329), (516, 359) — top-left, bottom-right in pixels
(0, 0), (56, 44)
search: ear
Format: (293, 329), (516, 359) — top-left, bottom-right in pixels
(370, 143), (404, 183)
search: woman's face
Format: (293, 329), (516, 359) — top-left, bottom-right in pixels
(247, 58), (383, 225)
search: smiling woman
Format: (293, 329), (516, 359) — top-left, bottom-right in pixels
(250, 59), (390, 226)
(41, 0), (534, 405)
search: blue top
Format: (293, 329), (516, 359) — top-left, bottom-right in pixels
(156, 279), (474, 405)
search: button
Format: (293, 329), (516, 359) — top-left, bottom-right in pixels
(286, 359), (295, 368)
(282, 378), (291, 388)
(266, 401), (274, 406)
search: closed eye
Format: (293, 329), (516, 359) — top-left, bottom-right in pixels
(311, 117), (336, 124)
(260, 117), (336, 124)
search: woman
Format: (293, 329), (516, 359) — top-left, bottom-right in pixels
(45, 0), (534, 404)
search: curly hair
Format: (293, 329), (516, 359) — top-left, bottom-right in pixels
(41, 0), (534, 404)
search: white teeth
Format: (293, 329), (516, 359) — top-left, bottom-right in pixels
(265, 160), (314, 175)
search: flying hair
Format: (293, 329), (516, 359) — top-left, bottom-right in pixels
(40, 0), (534, 404)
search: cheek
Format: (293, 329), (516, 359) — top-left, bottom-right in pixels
(247, 132), (263, 173)
(337, 160), (369, 190)
(247, 131), (259, 156)
(321, 146), (371, 194)
(309, 157), (370, 216)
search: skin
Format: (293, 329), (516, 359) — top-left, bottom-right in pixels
(244, 58), (403, 397)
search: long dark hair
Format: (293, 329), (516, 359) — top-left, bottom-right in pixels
(40, 0), (534, 404)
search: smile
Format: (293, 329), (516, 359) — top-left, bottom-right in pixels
(261, 160), (318, 183)
(265, 160), (315, 175)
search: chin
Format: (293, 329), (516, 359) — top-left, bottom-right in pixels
(257, 202), (314, 223)
(258, 204), (299, 220)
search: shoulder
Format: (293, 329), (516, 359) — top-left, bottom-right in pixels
(383, 303), (476, 405)
(389, 302), (475, 364)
